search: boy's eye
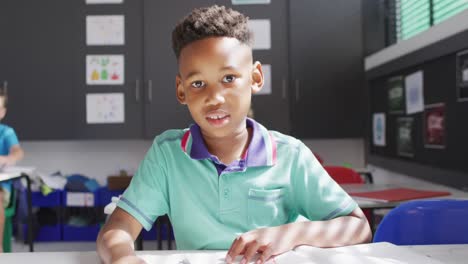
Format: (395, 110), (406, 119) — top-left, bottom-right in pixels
(222, 75), (236, 83)
(191, 81), (205, 88)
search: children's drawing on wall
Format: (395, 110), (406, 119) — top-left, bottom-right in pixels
(373, 113), (386, 147)
(86, 55), (124, 85)
(397, 117), (414, 157)
(456, 49), (468, 101)
(405, 70), (424, 114)
(424, 103), (446, 149)
(387, 76), (405, 114)
(86, 93), (124, 124)
(86, 15), (125, 45)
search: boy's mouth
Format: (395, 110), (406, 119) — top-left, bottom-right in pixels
(205, 111), (230, 127)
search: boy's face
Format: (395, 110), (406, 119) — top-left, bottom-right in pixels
(176, 37), (263, 138)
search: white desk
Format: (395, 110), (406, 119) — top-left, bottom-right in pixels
(1, 243), (466, 264)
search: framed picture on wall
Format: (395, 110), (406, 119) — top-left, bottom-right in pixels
(423, 103), (446, 149)
(387, 76), (405, 114)
(397, 117), (414, 157)
(456, 49), (468, 101)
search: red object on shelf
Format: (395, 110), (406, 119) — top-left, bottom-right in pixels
(350, 188), (451, 202)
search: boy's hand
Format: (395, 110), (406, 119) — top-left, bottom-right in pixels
(226, 225), (297, 264)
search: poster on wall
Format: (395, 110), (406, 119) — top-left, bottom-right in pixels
(86, 55), (124, 85)
(405, 71), (424, 114)
(86, 0), (123, 4)
(424, 103), (446, 149)
(247, 19), (271, 50)
(86, 93), (125, 124)
(86, 15), (125, 45)
(373, 113), (386, 147)
(456, 49), (468, 101)
(232, 0), (270, 4)
(387, 76), (405, 114)
(397, 117), (414, 157)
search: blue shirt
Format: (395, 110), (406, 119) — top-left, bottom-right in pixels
(0, 123), (20, 192)
(117, 118), (357, 249)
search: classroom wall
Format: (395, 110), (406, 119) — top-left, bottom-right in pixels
(18, 139), (365, 185)
(365, 9), (468, 189)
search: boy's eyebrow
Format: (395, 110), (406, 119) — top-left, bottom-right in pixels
(184, 66), (240, 79)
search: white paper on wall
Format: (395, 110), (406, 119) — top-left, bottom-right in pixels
(86, 55), (124, 85)
(247, 19), (271, 50)
(373, 113), (386, 146)
(86, 0), (123, 4)
(405, 71), (424, 114)
(255, 64), (272, 95)
(232, 0), (271, 4)
(86, 93), (125, 124)
(86, 15), (125, 45)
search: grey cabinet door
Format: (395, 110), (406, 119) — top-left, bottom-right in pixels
(73, 0), (144, 139)
(142, 0), (289, 138)
(0, 0), (76, 140)
(289, 0), (365, 138)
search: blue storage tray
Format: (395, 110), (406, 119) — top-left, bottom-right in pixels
(62, 224), (100, 241)
(21, 190), (62, 207)
(22, 224), (61, 241)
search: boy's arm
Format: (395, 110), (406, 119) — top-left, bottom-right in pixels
(226, 207), (371, 264)
(0, 145), (24, 167)
(97, 207), (145, 264)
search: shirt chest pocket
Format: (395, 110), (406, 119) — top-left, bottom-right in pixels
(247, 188), (288, 228)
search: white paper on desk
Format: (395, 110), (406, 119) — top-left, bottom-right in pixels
(140, 252), (273, 264)
(284, 242), (443, 264)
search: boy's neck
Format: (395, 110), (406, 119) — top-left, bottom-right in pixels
(202, 127), (252, 165)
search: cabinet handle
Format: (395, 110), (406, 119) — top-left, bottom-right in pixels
(147, 80), (153, 103)
(135, 79), (140, 102)
(282, 78), (287, 99)
(295, 79), (300, 102)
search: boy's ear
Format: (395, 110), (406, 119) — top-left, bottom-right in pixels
(251, 61), (264, 94)
(175, 75), (187, 104)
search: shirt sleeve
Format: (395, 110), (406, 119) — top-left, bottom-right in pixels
(3, 127), (20, 150)
(117, 140), (169, 231)
(291, 142), (357, 220)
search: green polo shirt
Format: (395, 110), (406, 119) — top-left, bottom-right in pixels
(117, 118), (357, 250)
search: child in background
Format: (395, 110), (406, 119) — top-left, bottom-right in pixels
(97, 5), (371, 264)
(0, 87), (25, 253)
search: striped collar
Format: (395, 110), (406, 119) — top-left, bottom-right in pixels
(180, 118), (276, 167)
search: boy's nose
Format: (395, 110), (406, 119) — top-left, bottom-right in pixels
(205, 85), (226, 105)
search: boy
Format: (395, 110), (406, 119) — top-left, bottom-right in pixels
(0, 87), (25, 253)
(97, 5), (371, 264)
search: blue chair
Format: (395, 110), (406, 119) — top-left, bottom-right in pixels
(373, 199), (468, 245)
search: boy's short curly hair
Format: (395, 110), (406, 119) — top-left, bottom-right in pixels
(172, 5), (252, 59)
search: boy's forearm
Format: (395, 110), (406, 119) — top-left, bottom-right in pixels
(290, 214), (372, 248)
(8, 146), (24, 163)
(97, 228), (136, 264)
